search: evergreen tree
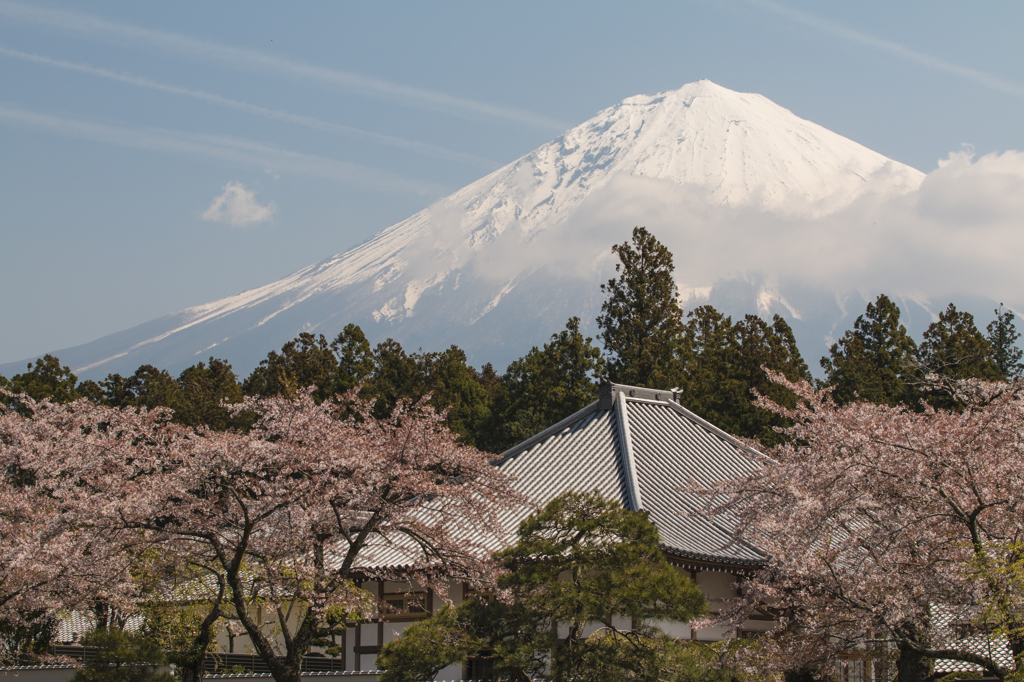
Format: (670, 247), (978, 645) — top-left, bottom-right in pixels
(102, 365), (181, 412)
(475, 363), (501, 404)
(675, 306), (737, 429)
(597, 227), (683, 388)
(7, 355), (80, 403)
(175, 358), (245, 430)
(377, 492), (708, 682)
(243, 333), (339, 403)
(728, 314), (812, 444)
(987, 304), (1023, 380)
(481, 318), (605, 453)
(820, 294), (919, 406)
(70, 629), (174, 682)
(418, 346), (490, 447)
(76, 380), (107, 405)
(676, 308), (811, 445)
(919, 303), (1001, 382)
(330, 324), (375, 393)
(364, 338), (425, 418)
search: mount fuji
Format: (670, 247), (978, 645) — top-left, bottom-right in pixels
(9, 80), (1006, 380)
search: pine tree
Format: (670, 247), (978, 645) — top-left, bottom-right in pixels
(102, 365), (181, 411)
(987, 304), (1023, 380)
(7, 355), (80, 403)
(597, 227), (683, 388)
(243, 333), (339, 402)
(330, 324), (375, 392)
(364, 338), (424, 418)
(919, 303), (1001, 382)
(820, 295), (919, 406)
(175, 358), (245, 430)
(417, 346), (490, 447)
(377, 492), (707, 682)
(676, 308), (811, 445)
(481, 317), (605, 453)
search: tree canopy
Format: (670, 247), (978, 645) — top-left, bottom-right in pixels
(820, 294), (919, 406)
(378, 491), (711, 682)
(597, 227), (684, 388)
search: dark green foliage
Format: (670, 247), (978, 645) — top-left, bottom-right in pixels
(676, 308), (811, 446)
(820, 295), (919, 406)
(480, 318), (606, 453)
(331, 324), (375, 393)
(76, 380), (108, 405)
(7, 355), (81, 403)
(919, 303), (1001, 382)
(417, 346), (490, 446)
(101, 366), (181, 411)
(0, 612), (58, 665)
(175, 358), (246, 430)
(243, 332), (339, 403)
(987, 304), (1023, 380)
(363, 338), (425, 417)
(378, 491), (709, 682)
(71, 629), (174, 682)
(918, 304), (1002, 410)
(597, 227), (684, 388)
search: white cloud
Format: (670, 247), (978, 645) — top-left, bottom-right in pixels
(201, 182), (276, 227)
(465, 149), (1024, 315)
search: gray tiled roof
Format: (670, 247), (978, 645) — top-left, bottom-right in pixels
(930, 604), (1014, 674)
(495, 382), (768, 567)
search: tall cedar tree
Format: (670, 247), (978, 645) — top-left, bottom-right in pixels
(918, 303), (1002, 410)
(820, 294), (919, 406)
(597, 227), (684, 388)
(377, 491), (708, 682)
(919, 303), (1001, 381)
(102, 366), (181, 412)
(6, 355), (80, 404)
(174, 358), (246, 430)
(417, 346), (491, 447)
(480, 318), (605, 453)
(676, 308), (811, 446)
(331, 324), (376, 392)
(987, 304), (1024, 380)
(242, 332), (339, 403)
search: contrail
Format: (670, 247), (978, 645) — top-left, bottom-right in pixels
(749, 0), (1024, 99)
(0, 46), (499, 169)
(0, 104), (447, 196)
(0, 1), (569, 130)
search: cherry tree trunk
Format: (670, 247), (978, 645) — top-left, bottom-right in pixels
(179, 658), (204, 682)
(895, 644), (929, 682)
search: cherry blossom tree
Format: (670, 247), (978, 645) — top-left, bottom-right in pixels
(57, 388), (519, 682)
(699, 374), (1024, 682)
(0, 393), (160, 662)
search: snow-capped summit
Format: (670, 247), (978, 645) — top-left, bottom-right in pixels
(5, 81), (931, 379)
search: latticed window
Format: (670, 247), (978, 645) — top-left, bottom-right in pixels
(382, 592), (428, 615)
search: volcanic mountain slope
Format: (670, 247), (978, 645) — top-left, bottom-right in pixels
(5, 80), (931, 380)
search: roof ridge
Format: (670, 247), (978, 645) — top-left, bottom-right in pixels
(614, 390), (643, 512)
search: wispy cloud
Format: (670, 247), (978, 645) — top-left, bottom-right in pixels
(0, 1), (567, 130)
(0, 46), (499, 169)
(0, 104), (446, 195)
(202, 182), (275, 226)
(748, 0), (1024, 99)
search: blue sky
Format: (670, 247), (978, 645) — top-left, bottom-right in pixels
(2, 1), (1023, 366)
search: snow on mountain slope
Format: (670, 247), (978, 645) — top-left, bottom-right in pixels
(4, 81), (932, 380)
